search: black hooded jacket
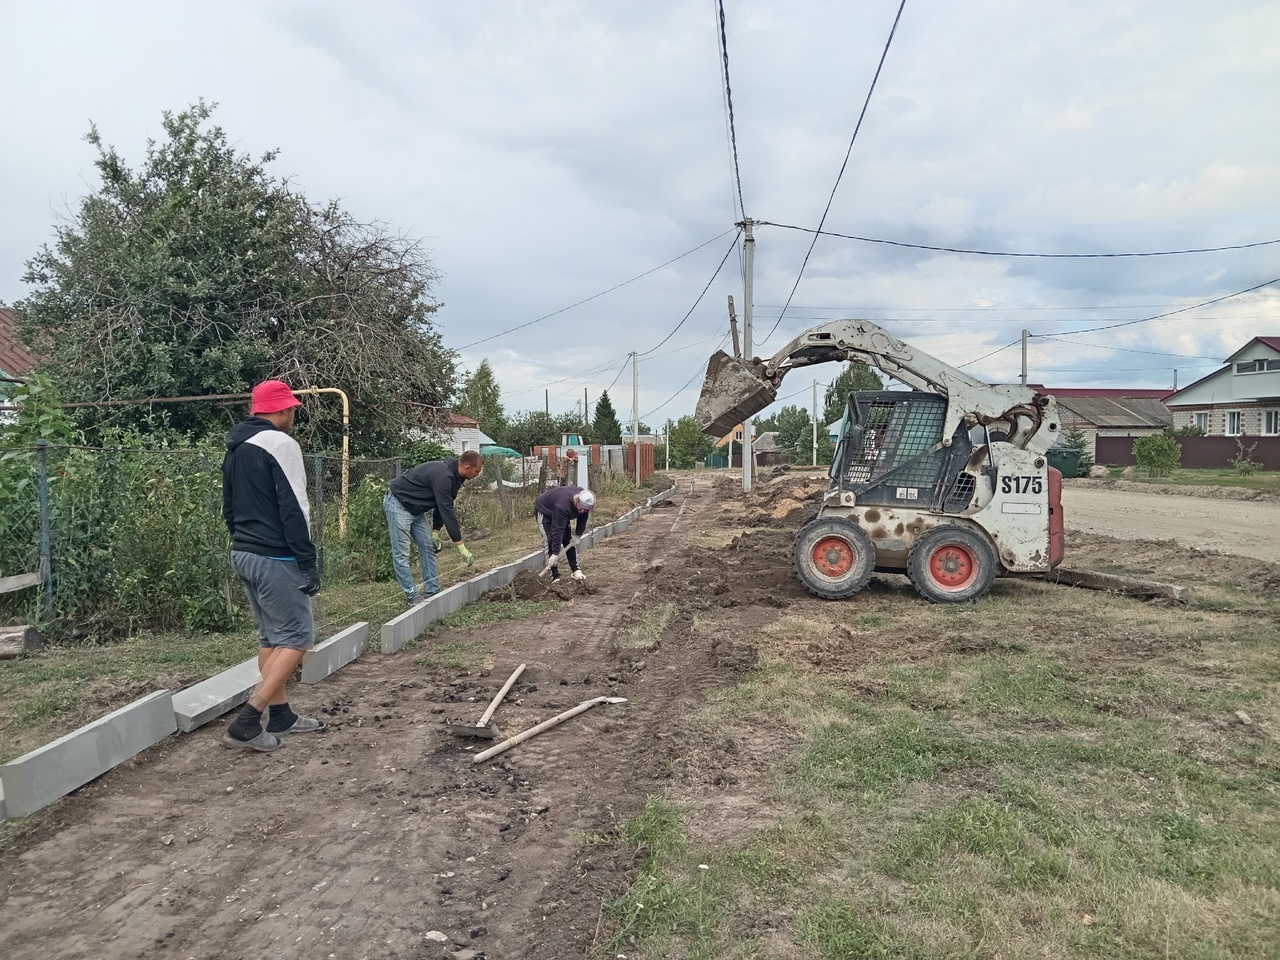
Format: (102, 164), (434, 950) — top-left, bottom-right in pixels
(222, 417), (317, 571)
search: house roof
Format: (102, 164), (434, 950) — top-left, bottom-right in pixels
(1226, 336), (1280, 362)
(1039, 387), (1175, 400)
(1166, 335), (1280, 402)
(752, 431), (782, 453)
(445, 410), (480, 427)
(0, 308), (39, 378)
(1054, 396), (1172, 429)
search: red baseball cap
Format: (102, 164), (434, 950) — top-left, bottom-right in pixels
(251, 380), (301, 414)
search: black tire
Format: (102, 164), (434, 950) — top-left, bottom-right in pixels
(907, 525), (997, 604)
(793, 517), (876, 600)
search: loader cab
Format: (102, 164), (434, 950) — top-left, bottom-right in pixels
(831, 391), (988, 513)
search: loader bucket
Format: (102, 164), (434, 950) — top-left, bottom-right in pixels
(695, 350), (778, 437)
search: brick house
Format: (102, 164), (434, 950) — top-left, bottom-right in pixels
(0, 307), (40, 415)
(1163, 337), (1280, 437)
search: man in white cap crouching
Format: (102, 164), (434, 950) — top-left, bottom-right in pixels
(534, 485), (595, 582)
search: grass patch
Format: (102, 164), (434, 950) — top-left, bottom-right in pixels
(618, 602), (679, 650)
(414, 639), (490, 670)
(608, 568), (1280, 959)
(423, 597), (558, 634)
(1107, 468), (1280, 494)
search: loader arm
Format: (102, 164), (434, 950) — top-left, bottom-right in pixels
(695, 319), (1060, 455)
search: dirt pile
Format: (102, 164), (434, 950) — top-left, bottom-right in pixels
(503, 569), (596, 601)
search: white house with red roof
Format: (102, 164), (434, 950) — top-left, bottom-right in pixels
(1164, 336), (1280, 438)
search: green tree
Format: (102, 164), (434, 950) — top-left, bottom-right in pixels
(503, 410), (560, 454)
(457, 359), (506, 439)
(822, 362), (884, 425)
(1062, 425), (1094, 475)
(668, 415), (714, 468)
(771, 405), (815, 463)
(592, 390), (623, 445)
(15, 102), (455, 455)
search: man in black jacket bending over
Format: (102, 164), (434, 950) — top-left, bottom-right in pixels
(384, 450), (484, 605)
(535, 485), (595, 582)
(221, 380), (326, 753)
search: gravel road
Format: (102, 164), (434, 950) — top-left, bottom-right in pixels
(1061, 486), (1280, 564)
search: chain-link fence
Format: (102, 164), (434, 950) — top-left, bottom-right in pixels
(0, 443), (558, 639)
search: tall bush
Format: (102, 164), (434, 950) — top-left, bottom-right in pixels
(1133, 432), (1181, 478)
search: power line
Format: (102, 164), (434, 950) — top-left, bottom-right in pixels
(499, 352), (631, 399)
(1034, 335), (1223, 361)
(762, 0), (908, 347)
(1053, 275), (1280, 336)
(639, 232), (740, 356)
(640, 333), (731, 420)
(756, 220), (1280, 259)
(715, 0), (746, 221)
(958, 339), (1020, 369)
(457, 228), (738, 350)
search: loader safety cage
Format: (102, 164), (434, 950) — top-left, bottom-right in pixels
(831, 391), (988, 513)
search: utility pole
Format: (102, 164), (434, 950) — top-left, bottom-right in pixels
(1173, 369), (1178, 390)
(545, 389), (549, 416)
(741, 219), (755, 492)
(812, 379), (818, 466)
(632, 350), (640, 487)
(727, 295), (741, 358)
(584, 388), (589, 430)
(665, 418), (670, 471)
(1021, 329), (1029, 386)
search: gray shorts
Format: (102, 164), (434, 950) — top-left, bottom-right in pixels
(231, 550), (315, 650)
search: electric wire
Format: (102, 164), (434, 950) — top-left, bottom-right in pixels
(715, 0), (746, 221)
(761, 0), (908, 347)
(756, 221), (1280, 259)
(640, 333), (731, 420)
(499, 352), (632, 400)
(957, 339), (1020, 369)
(456, 228), (738, 350)
(1034, 335), (1223, 361)
(1052, 276), (1280, 336)
(639, 231), (740, 356)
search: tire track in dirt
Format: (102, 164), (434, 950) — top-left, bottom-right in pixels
(0, 482), (761, 960)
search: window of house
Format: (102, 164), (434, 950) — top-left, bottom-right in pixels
(1236, 359), (1280, 373)
(1265, 410), (1280, 436)
(1226, 411), (1242, 436)
(1193, 412), (1209, 434)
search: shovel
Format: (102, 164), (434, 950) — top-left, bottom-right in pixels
(472, 695), (628, 763)
(448, 663), (526, 739)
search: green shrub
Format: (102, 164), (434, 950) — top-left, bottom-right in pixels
(1231, 439), (1262, 477)
(1133, 431), (1181, 478)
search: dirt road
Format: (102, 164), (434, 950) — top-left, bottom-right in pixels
(1061, 485), (1280, 564)
(0, 480), (766, 960)
(3, 475), (1276, 959)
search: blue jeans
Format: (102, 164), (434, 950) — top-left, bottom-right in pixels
(383, 492), (437, 602)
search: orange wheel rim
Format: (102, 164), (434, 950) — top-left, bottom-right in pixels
(928, 544), (977, 589)
(812, 536), (856, 577)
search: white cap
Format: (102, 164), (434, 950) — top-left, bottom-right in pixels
(576, 489), (596, 510)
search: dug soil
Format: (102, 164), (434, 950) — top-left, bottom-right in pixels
(2, 473), (1276, 959)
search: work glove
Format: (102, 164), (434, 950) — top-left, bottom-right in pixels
(431, 534), (443, 554)
(457, 543), (475, 567)
(298, 565), (321, 596)
(572, 569), (587, 581)
(568, 535), (581, 549)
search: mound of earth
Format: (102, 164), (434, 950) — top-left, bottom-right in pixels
(503, 569), (596, 601)
(1066, 477), (1280, 503)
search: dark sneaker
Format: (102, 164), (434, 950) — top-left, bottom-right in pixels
(269, 715), (326, 735)
(407, 595), (423, 607)
(221, 729), (283, 752)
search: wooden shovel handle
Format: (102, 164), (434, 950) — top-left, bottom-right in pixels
(472, 697), (606, 763)
(477, 663), (526, 726)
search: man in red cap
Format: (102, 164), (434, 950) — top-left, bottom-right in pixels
(220, 379), (325, 752)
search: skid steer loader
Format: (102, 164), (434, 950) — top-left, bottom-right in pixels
(696, 320), (1065, 603)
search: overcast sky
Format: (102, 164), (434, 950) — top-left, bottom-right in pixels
(2, 0), (1277, 425)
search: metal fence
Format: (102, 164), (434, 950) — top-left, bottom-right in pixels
(1095, 435), (1280, 470)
